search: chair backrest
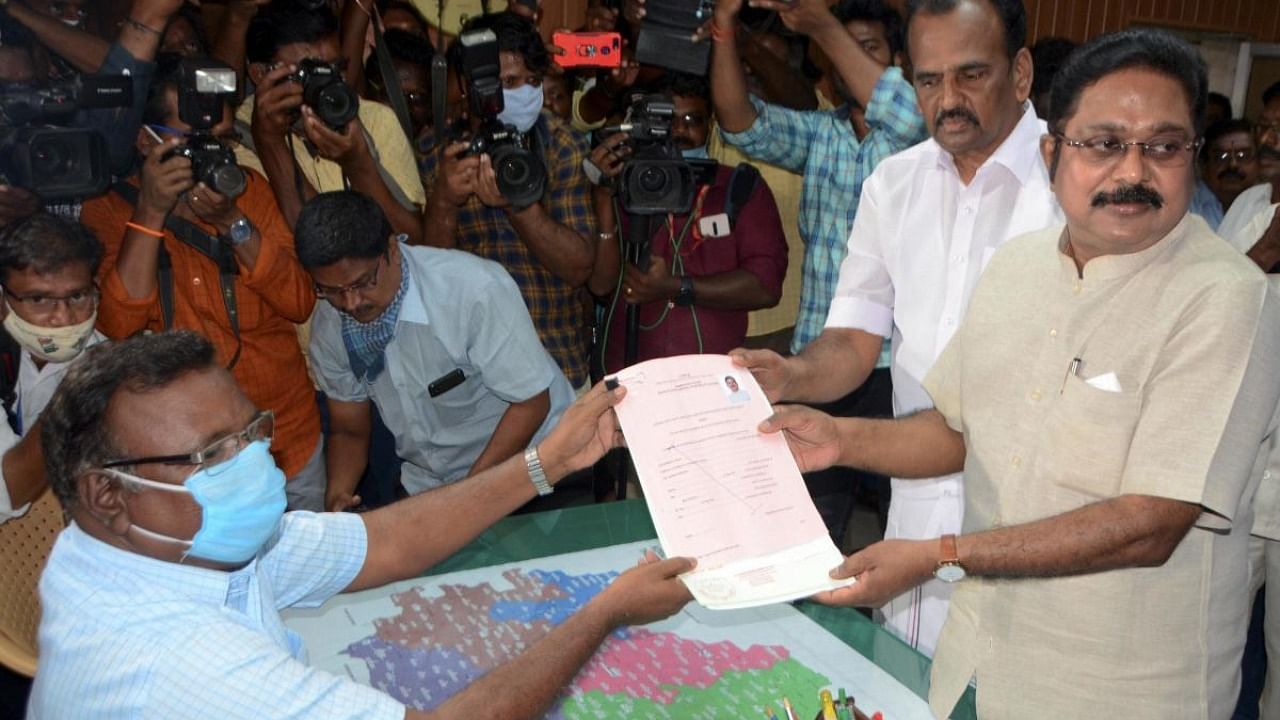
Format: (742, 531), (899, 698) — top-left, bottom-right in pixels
(0, 490), (65, 677)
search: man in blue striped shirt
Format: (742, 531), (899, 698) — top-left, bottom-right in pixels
(711, 0), (926, 545)
(28, 331), (693, 719)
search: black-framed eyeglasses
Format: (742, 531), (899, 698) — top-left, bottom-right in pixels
(2, 285), (98, 318)
(1209, 148), (1257, 164)
(1054, 133), (1203, 167)
(314, 255), (386, 301)
(99, 411), (274, 477)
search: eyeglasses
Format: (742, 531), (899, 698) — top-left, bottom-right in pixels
(1209, 148), (1256, 164)
(1055, 134), (1203, 167)
(99, 410), (274, 478)
(672, 113), (708, 130)
(47, 2), (87, 20)
(314, 257), (384, 301)
(3, 286), (98, 318)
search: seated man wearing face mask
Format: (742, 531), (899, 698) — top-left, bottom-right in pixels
(419, 11), (596, 390)
(0, 213), (104, 524)
(586, 73), (789, 373)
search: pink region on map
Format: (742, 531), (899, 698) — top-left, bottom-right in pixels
(574, 628), (789, 704)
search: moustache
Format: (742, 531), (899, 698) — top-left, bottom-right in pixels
(1259, 146), (1280, 162)
(1217, 168), (1246, 182)
(1091, 184), (1164, 209)
(934, 107), (981, 129)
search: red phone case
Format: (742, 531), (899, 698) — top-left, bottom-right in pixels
(553, 32), (623, 68)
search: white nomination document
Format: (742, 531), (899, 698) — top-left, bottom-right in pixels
(611, 354), (854, 609)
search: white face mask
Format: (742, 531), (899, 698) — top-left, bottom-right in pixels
(3, 307), (96, 363)
(498, 84), (544, 133)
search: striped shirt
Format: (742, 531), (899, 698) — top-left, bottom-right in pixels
(720, 67), (926, 354)
(420, 110), (595, 386)
(29, 512), (403, 719)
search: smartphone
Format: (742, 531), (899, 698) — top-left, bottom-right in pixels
(553, 32), (623, 69)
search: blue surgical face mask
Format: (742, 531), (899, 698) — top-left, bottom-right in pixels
(682, 145), (710, 160)
(114, 440), (287, 564)
(498, 84), (544, 133)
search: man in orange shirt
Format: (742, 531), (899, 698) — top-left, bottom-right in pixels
(81, 55), (324, 510)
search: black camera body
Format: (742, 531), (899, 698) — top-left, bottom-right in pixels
(455, 29), (546, 209)
(609, 94), (701, 215)
(162, 58), (246, 199)
(293, 59), (359, 130)
(634, 0), (716, 75)
(0, 75), (131, 201)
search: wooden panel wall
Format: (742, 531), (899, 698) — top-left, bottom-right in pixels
(1024, 0), (1280, 44)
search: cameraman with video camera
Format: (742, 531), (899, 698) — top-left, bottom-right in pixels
(237, 0), (424, 243)
(420, 11), (596, 390)
(79, 54), (327, 512)
(586, 72), (787, 372)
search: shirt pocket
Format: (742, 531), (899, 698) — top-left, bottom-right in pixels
(1037, 373), (1143, 499)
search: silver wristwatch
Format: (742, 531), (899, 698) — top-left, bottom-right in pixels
(225, 217), (254, 247)
(524, 447), (553, 496)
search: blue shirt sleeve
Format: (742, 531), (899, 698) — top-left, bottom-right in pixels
(719, 96), (825, 174)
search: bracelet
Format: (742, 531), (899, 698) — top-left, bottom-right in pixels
(126, 221), (165, 238)
(524, 447), (554, 496)
(709, 21), (732, 43)
(597, 231), (617, 241)
(126, 17), (162, 36)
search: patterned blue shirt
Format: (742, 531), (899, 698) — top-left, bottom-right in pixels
(720, 67), (926, 354)
(29, 513), (403, 719)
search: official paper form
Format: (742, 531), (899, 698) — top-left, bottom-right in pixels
(611, 354), (854, 609)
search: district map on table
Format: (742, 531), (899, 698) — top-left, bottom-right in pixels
(282, 541), (932, 719)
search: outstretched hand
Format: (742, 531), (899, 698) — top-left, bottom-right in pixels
(811, 539), (938, 608)
(596, 551), (696, 627)
(728, 347), (792, 403)
(758, 404), (844, 473)
(537, 381), (629, 482)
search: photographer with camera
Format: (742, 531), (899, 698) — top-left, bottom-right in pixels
(420, 11), (596, 390)
(0, 212), (105, 526)
(79, 54), (327, 512)
(586, 73), (787, 372)
(0, 0), (192, 177)
(237, 1), (424, 243)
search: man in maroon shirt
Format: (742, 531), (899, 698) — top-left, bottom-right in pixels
(588, 73), (788, 374)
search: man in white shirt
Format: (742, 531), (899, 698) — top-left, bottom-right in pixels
(731, 0), (1061, 655)
(0, 213), (104, 523)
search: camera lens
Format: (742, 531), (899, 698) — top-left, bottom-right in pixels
(315, 83), (359, 129)
(498, 156), (531, 187)
(207, 163), (247, 200)
(638, 166), (668, 194)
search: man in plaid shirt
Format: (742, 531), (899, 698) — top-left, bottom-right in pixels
(420, 12), (595, 389)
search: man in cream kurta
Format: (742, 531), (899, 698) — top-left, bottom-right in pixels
(761, 29), (1280, 718)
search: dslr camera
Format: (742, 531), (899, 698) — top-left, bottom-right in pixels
(162, 59), (246, 200)
(0, 75), (131, 201)
(606, 94), (708, 215)
(455, 28), (546, 209)
(292, 58), (359, 130)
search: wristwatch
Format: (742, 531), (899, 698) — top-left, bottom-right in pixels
(524, 446), (553, 496)
(934, 534), (966, 583)
(224, 217), (254, 247)
(674, 275), (695, 307)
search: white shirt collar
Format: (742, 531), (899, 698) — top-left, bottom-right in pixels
(924, 101), (1046, 185)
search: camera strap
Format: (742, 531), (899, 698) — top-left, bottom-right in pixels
(110, 182), (243, 371)
(368, 5), (416, 142)
(722, 162), (761, 229)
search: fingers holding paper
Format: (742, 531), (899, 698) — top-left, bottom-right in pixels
(538, 381), (628, 482)
(811, 539), (937, 609)
(728, 347), (792, 403)
(597, 555), (697, 627)
(758, 405), (843, 473)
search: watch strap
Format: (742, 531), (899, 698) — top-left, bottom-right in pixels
(675, 275), (695, 307)
(524, 446), (553, 496)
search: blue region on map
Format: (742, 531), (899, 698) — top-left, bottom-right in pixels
(488, 569), (623, 633)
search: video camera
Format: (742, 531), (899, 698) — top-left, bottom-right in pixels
(634, 0), (716, 76)
(161, 59), (246, 200)
(0, 75), (130, 202)
(291, 58), (359, 130)
(454, 28), (545, 209)
(605, 93), (711, 215)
